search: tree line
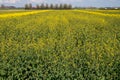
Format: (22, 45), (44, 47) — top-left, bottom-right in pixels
(25, 3), (72, 10)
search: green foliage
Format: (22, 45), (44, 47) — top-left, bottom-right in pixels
(25, 3), (72, 10)
(0, 10), (120, 79)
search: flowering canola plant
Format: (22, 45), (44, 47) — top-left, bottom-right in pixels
(0, 10), (50, 18)
(75, 10), (120, 17)
(0, 10), (120, 80)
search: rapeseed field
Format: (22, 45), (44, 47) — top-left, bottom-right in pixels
(0, 10), (120, 80)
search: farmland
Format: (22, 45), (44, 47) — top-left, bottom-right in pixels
(0, 10), (120, 79)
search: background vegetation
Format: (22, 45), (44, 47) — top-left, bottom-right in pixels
(25, 3), (72, 10)
(1, 3), (120, 10)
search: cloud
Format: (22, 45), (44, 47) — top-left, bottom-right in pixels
(30, 0), (44, 2)
(61, 0), (82, 2)
(30, 0), (83, 3)
(0, 0), (20, 3)
(0, 0), (81, 4)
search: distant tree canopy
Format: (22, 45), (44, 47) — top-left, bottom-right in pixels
(1, 4), (5, 8)
(25, 4), (32, 9)
(25, 3), (72, 10)
(0, 4), (16, 9)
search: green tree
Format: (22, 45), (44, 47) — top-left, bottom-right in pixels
(68, 4), (72, 9)
(36, 4), (40, 9)
(55, 4), (59, 9)
(29, 3), (32, 9)
(41, 3), (45, 9)
(60, 4), (63, 9)
(1, 4), (5, 8)
(25, 4), (29, 9)
(50, 4), (54, 9)
(63, 4), (67, 9)
(45, 3), (49, 9)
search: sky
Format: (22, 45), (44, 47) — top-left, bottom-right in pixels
(0, 0), (120, 7)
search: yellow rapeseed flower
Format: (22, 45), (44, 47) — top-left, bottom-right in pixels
(0, 10), (50, 18)
(75, 10), (120, 17)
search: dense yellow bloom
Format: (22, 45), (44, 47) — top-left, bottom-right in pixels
(75, 10), (120, 17)
(0, 10), (50, 18)
(0, 10), (119, 79)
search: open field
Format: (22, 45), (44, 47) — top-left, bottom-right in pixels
(0, 10), (120, 79)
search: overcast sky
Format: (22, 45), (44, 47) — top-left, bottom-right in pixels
(0, 0), (120, 7)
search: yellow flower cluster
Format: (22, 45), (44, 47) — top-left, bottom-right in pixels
(0, 10), (50, 18)
(76, 10), (120, 17)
